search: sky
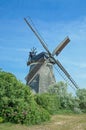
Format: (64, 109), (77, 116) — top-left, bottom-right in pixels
(0, 0), (86, 91)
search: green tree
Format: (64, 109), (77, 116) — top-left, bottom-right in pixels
(48, 81), (74, 110)
(76, 88), (86, 112)
(0, 70), (50, 124)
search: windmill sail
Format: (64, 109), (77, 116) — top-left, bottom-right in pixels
(52, 36), (70, 56)
(24, 18), (51, 56)
(53, 58), (79, 89)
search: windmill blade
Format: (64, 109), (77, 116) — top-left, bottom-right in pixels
(24, 18), (51, 56)
(25, 57), (45, 84)
(52, 57), (79, 89)
(52, 36), (70, 56)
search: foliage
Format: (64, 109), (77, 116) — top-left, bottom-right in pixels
(35, 93), (60, 114)
(0, 70), (50, 125)
(56, 109), (74, 114)
(48, 81), (67, 94)
(0, 69), (86, 127)
(48, 82), (75, 110)
(48, 82), (86, 113)
(0, 117), (4, 123)
(76, 88), (86, 113)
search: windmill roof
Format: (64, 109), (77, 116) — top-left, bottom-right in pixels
(27, 52), (49, 65)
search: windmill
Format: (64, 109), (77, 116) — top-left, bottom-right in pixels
(24, 17), (79, 93)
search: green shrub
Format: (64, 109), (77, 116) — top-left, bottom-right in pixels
(35, 93), (60, 115)
(48, 82), (76, 110)
(76, 89), (86, 113)
(0, 71), (50, 125)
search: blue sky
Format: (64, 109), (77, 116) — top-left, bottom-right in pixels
(0, 0), (86, 90)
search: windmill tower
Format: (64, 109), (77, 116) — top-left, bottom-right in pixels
(24, 17), (79, 93)
(26, 48), (56, 93)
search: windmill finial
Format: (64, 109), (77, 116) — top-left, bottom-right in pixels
(29, 47), (37, 59)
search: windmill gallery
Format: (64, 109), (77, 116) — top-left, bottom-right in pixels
(24, 17), (79, 93)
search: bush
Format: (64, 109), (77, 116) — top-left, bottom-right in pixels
(0, 71), (50, 125)
(35, 93), (60, 115)
(76, 88), (86, 113)
(48, 82), (78, 111)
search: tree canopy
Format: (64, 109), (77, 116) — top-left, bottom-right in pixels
(0, 70), (50, 124)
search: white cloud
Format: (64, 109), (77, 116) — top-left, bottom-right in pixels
(72, 62), (86, 69)
(0, 46), (30, 52)
(0, 56), (23, 62)
(62, 59), (86, 69)
(17, 48), (30, 52)
(79, 73), (86, 79)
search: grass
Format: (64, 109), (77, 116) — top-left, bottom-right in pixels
(0, 114), (86, 130)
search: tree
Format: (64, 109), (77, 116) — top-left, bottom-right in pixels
(0, 70), (50, 124)
(76, 88), (86, 112)
(48, 81), (74, 110)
